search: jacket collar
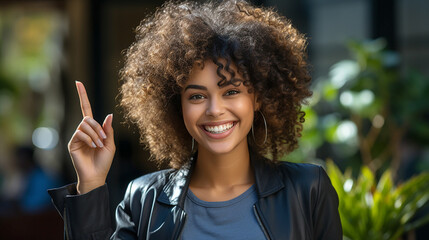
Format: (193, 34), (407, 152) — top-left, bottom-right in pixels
(157, 152), (284, 207)
(250, 152), (285, 198)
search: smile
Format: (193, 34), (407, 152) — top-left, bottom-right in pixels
(203, 122), (235, 134)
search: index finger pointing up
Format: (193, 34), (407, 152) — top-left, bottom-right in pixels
(76, 81), (93, 118)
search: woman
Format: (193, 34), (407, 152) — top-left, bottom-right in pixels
(49, 0), (342, 239)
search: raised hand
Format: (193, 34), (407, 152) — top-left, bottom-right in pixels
(68, 81), (115, 194)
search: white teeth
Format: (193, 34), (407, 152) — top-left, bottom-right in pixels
(204, 122), (234, 134)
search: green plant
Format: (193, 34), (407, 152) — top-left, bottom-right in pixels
(326, 160), (429, 240)
(286, 39), (429, 178)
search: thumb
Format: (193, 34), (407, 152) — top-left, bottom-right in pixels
(102, 113), (114, 146)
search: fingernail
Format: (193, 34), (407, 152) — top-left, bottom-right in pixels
(97, 139), (104, 148)
(91, 142), (97, 148)
(100, 130), (107, 139)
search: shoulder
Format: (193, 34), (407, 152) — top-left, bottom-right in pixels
(133, 169), (175, 187)
(277, 161), (338, 209)
(124, 169), (176, 200)
(276, 161), (334, 202)
(278, 161), (322, 175)
(277, 161), (325, 185)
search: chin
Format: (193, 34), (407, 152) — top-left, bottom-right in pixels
(200, 143), (231, 154)
(199, 137), (248, 156)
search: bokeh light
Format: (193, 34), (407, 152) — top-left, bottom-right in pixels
(32, 127), (59, 150)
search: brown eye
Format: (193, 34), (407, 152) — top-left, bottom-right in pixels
(189, 94), (205, 100)
(225, 90), (240, 96)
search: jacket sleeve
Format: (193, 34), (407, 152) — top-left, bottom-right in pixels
(48, 183), (113, 240)
(313, 166), (343, 240)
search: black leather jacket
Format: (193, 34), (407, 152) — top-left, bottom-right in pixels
(48, 153), (342, 239)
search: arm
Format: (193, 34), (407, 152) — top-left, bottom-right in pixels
(49, 81), (116, 239)
(313, 166), (343, 240)
(48, 181), (142, 240)
(48, 184), (113, 240)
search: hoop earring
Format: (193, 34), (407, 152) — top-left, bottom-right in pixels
(191, 137), (195, 152)
(252, 111), (267, 145)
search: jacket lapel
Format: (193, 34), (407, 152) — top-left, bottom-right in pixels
(157, 153), (285, 206)
(151, 158), (194, 240)
(154, 153), (287, 240)
(157, 157), (194, 208)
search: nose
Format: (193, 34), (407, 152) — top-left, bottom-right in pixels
(205, 97), (225, 117)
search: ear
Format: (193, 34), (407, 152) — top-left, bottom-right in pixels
(254, 94), (261, 111)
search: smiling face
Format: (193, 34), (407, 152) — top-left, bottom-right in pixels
(181, 60), (258, 157)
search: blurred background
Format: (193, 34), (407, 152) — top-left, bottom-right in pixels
(0, 0), (427, 239)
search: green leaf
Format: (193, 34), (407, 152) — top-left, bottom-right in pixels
(327, 161), (429, 239)
(376, 170), (393, 196)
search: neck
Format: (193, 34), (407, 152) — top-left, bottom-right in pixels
(191, 142), (254, 189)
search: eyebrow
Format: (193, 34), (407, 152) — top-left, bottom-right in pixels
(184, 84), (207, 91)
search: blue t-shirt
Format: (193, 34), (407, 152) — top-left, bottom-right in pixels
(181, 185), (266, 240)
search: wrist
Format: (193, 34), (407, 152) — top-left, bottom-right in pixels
(77, 180), (105, 195)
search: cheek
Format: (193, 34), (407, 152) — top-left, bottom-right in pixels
(181, 102), (201, 132)
(233, 99), (255, 123)
(240, 96), (256, 111)
(181, 104), (192, 128)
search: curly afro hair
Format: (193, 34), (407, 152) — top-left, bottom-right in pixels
(119, 0), (312, 169)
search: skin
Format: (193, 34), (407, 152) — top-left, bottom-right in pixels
(71, 60), (258, 201)
(181, 60), (259, 201)
(69, 81), (115, 194)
